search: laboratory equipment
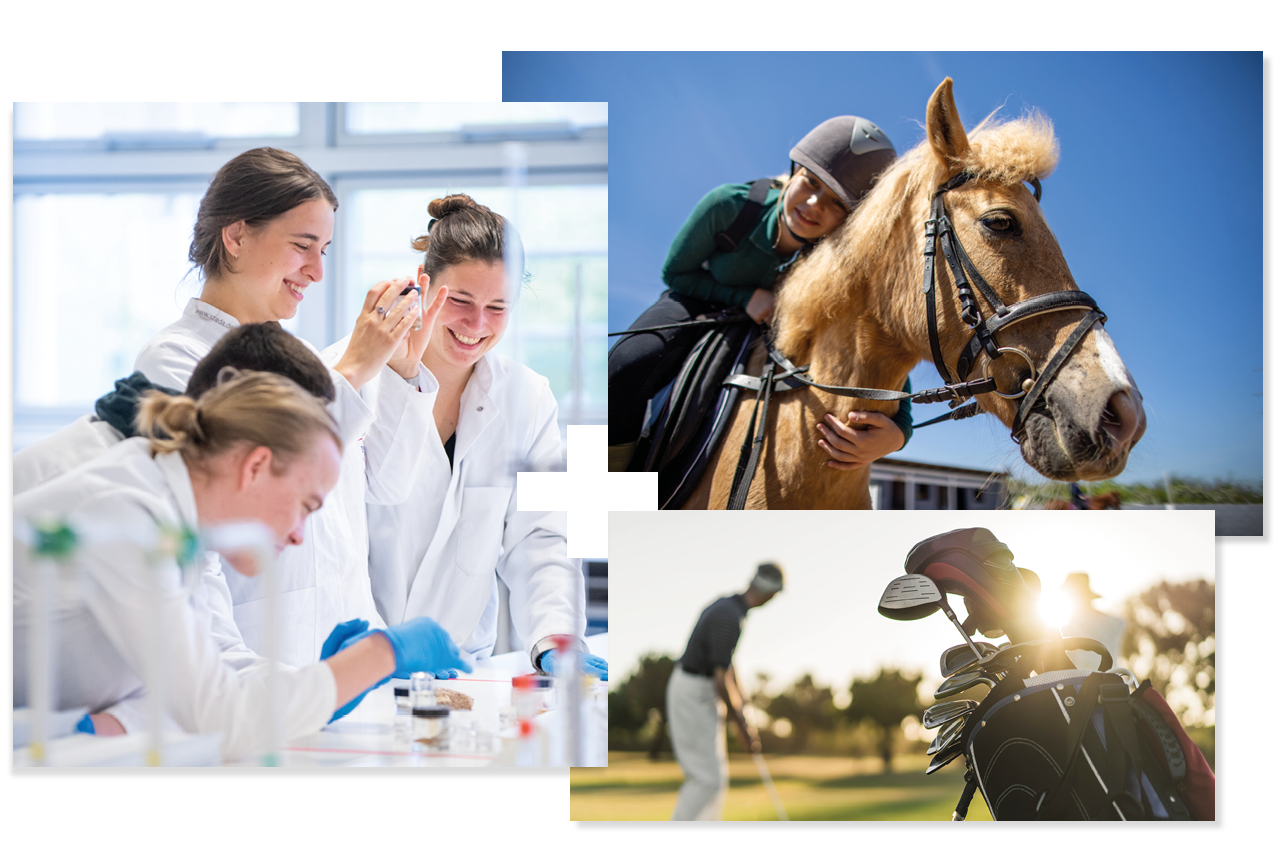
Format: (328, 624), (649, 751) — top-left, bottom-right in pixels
(395, 284), (422, 331)
(551, 635), (585, 767)
(410, 671), (436, 708)
(412, 706), (450, 748)
(511, 675), (541, 737)
(393, 681), (412, 715)
(449, 710), (476, 752)
(512, 673), (554, 712)
(498, 705), (518, 736)
(392, 681), (413, 743)
(16, 518), (80, 766)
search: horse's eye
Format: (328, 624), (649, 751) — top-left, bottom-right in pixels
(981, 214), (1017, 235)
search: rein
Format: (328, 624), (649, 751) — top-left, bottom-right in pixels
(724, 171), (1108, 508)
(607, 310), (753, 337)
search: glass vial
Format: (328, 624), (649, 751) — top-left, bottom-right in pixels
(410, 671), (436, 709)
(412, 706), (450, 748)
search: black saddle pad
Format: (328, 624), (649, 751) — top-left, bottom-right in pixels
(635, 319), (759, 509)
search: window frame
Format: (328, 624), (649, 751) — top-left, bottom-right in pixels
(12, 102), (608, 446)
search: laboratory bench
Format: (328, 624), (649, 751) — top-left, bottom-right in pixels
(14, 634), (607, 768)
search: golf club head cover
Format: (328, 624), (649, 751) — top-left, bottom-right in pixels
(905, 527), (1043, 642)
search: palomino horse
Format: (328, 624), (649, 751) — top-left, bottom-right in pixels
(686, 79), (1145, 509)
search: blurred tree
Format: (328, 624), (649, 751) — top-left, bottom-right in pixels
(762, 673), (838, 753)
(1123, 579), (1215, 726)
(607, 653), (676, 757)
(844, 668), (922, 772)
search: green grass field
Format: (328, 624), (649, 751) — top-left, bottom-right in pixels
(571, 752), (993, 821)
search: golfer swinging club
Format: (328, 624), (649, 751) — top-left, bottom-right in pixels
(666, 562), (784, 820)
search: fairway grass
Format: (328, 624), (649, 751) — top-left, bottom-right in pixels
(571, 752), (993, 821)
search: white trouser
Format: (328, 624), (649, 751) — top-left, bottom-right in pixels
(667, 665), (728, 821)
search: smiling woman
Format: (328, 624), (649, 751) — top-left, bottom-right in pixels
(338, 192), (604, 678)
(133, 147), (421, 397)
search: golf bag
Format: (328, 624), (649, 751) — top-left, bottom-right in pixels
(954, 654), (1214, 820)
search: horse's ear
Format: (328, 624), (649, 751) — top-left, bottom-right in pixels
(927, 77), (971, 175)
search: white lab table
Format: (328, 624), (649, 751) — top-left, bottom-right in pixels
(243, 633), (609, 767)
(14, 634), (606, 768)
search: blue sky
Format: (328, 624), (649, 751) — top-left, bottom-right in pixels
(504, 52), (1262, 486)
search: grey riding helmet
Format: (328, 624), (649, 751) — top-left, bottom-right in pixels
(790, 116), (897, 210)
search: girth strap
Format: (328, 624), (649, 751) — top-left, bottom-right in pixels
(727, 360), (775, 509)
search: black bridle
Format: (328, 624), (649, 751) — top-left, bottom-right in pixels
(723, 171), (1108, 509)
(922, 171), (1106, 442)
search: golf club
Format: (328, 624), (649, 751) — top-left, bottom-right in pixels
(924, 699), (978, 730)
(927, 716), (968, 755)
(742, 708), (788, 821)
(879, 574), (984, 661)
(940, 641), (997, 677)
(926, 741), (966, 774)
(934, 670), (997, 700)
(751, 752), (788, 821)
(976, 638), (1051, 674)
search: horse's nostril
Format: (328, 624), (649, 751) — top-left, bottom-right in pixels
(1100, 390), (1145, 450)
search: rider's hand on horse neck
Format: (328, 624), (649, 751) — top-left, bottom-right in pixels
(816, 411), (906, 471)
(745, 288), (775, 323)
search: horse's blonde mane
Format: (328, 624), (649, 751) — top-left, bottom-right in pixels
(776, 110), (1060, 353)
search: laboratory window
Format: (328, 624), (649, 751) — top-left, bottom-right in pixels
(15, 102), (298, 141)
(343, 102), (606, 136)
(340, 184), (608, 425)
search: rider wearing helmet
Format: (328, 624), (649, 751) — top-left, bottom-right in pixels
(608, 116), (912, 473)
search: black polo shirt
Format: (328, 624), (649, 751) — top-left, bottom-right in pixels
(678, 594), (749, 676)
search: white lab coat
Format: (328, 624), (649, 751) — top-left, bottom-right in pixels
(358, 349), (582, 658)
(221, 365), (434, 665)
(11, 400), (265, 732)
(131, 297), (436, 666)
(12, 439), (336, 762)
(13, 415), (125, 496)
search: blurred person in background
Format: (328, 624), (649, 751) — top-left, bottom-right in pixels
(666, 562), (784, 820)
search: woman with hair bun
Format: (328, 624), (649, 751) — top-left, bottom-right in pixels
(329, 193), (606, 679)
(127, 146), (450, 668)
(13, 371), (470, 762)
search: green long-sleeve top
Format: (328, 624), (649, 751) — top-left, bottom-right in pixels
(661, 181), (914, 447)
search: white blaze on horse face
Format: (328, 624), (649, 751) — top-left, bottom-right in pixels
(1092, 326), (1139, 396)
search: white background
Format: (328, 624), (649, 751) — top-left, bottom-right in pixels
(2, 1), (1257, 838)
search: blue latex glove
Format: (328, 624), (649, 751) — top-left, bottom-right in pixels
(541, 650), (609, 681)
(320, 618), (370, 661)
(381, 617), (472, 680)
(76, 713), (95, 734)
(323, 618), (379, 723)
